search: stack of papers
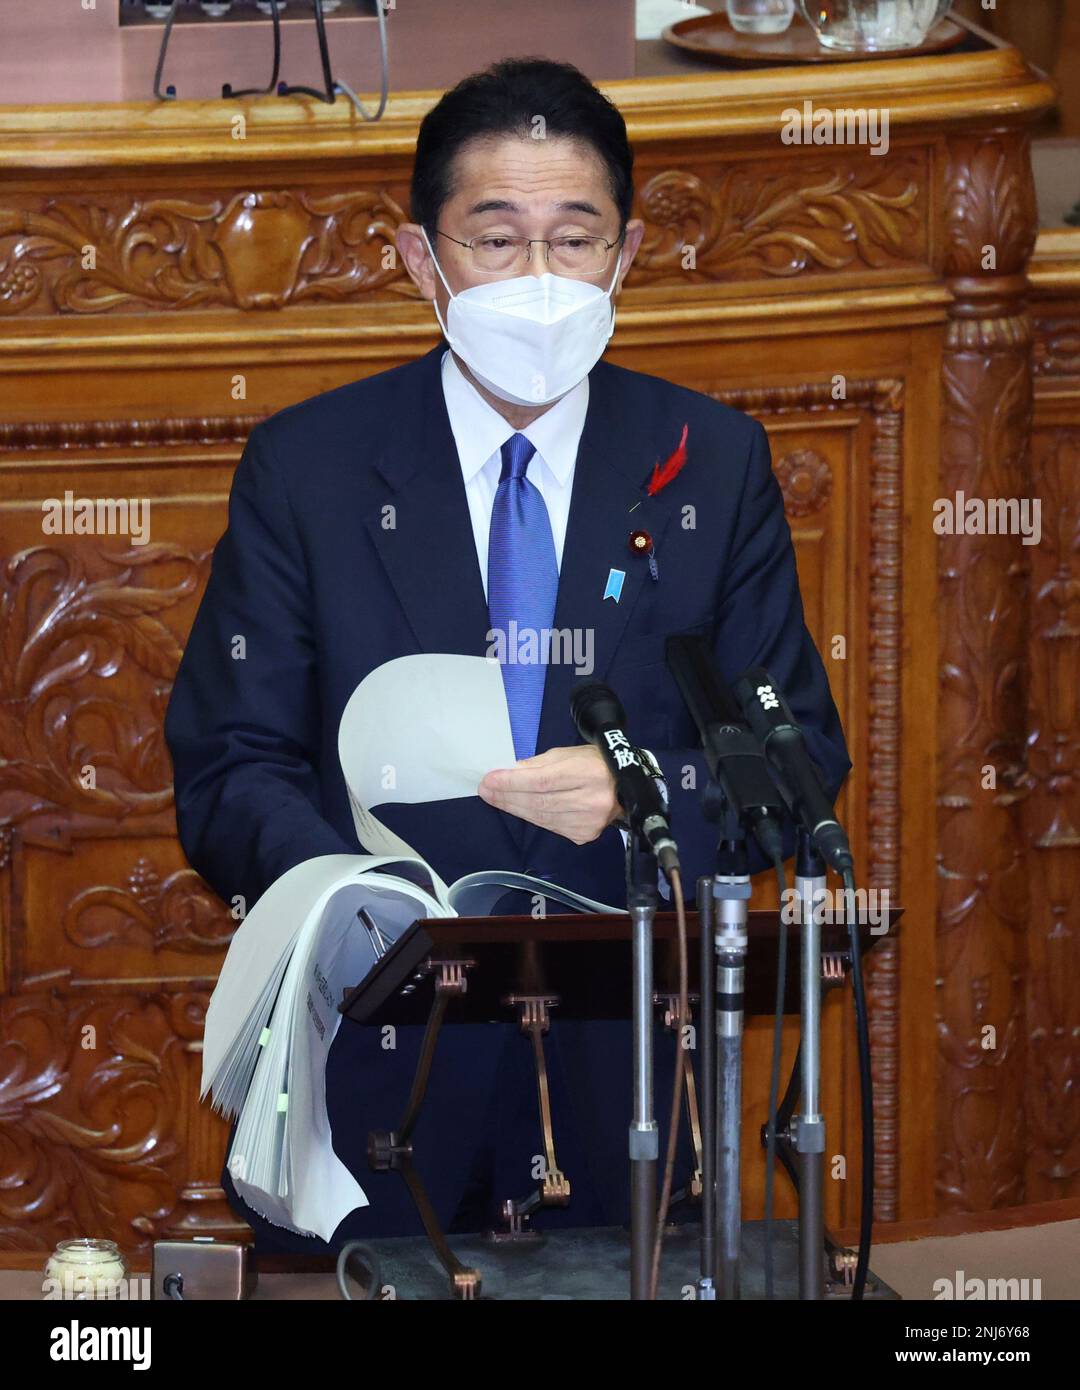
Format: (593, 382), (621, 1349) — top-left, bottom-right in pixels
(200, 655), (619, 1241)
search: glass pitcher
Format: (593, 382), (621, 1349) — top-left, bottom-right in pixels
(799, 0), (952, 51)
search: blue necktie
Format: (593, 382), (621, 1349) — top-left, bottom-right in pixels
(487, 433), (559, 761)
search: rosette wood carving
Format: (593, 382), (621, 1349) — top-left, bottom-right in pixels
(774, 448), (833, 518)
(937, 131), (1039, 1213)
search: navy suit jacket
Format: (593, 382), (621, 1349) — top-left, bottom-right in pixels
(165, 342), (851, 915)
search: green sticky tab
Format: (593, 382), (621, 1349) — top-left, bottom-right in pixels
(259, 1027), (271, 1047)
(277, 1093), (288, 1113)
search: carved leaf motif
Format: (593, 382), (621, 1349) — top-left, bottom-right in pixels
(1033, 316), (1080, 378)
(943, 135), (1038, 278)
(64, 859), (235, 954)
(631, 158), (922, 283)
(937, 144), (1040, 1208)
(295, 189), (416, 302)
(0, 545), (207, 832)
(0, 995), (188, 1250)
(0, 188), (415, 316)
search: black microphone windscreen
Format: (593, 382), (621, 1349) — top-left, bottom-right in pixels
(569, 681), (626, 739)
(732, 667), (798, 729)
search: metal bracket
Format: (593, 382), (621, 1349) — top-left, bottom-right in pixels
(655, 990), (703, 1200)
(792, 1114), (826, 1154)
(488, 994), (570, 1243)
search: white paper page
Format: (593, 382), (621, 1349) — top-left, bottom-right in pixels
(283, 886), (374, 1237)
(338, 653), (516, 875)
(448, 871), (623, 917)
(345, 787), (440, 887)
(284, 877), (442, 1241)
(228, 1004), (294, 1230)
(225, 866), (449, 1239)
(202, 854), (362, 1098)
(228, 900), (318, 1230)
(207, 971), (285, 1119)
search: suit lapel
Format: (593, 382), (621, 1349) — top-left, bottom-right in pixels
(363, 345), (493, 661)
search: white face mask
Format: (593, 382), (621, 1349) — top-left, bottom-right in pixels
(421, 227), (621, 406)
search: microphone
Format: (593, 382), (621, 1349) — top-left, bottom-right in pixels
(570, 682), (680, 877)
(664, 635), (786, 864)
(731, 667), (853, 873)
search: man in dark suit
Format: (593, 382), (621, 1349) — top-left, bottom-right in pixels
(165, 58), (850, 1253)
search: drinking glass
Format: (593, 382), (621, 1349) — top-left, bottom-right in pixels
(727, 0), (797, 36)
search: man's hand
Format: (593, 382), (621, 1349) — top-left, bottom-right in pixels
(477, 745), (622, 844)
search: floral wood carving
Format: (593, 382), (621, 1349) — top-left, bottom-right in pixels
(943, 134), (1038, 281)
(936, 345), (1033, 1213)
(0, 188), (417, 315)
(0, 156), (928, 317)
(1021, 427), (1080, 1198)
(0, 545), (207, 836)
(937, 128), (1038, 1214)
(63, 857), (236, 955)
(630, 155), (924, 284)
(0, 992), (193, 1252)
(1033, 315), (1080, 378)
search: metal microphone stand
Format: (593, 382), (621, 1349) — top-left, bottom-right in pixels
(793, 827), (827, 1300)
(696, 872), (716, 1300)
(711, 836), (750, 1301)
(626, 829), (659, 1301)
(695, 786), (750, 1302)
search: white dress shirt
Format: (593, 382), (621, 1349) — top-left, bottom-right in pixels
(440, 348), (588, 599)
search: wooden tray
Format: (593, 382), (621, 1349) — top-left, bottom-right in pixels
(663, 10), (968, 64)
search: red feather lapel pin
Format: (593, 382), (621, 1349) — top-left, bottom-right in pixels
(647, 422), (689, 497)
(625, 424), (689, 585)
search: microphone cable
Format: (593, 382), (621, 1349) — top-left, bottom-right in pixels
(152, 0), (184, 99)
(223, 0), (282, 99)
(277, 0), (336, 103)
(336, 1240), (382, 1301)
(649, 866), (688, 1301)
(334, 0), (390, 122)
(843, 865), (874, 1299)
(154, 0), (283, 101)
(152, 0), (389, 119)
